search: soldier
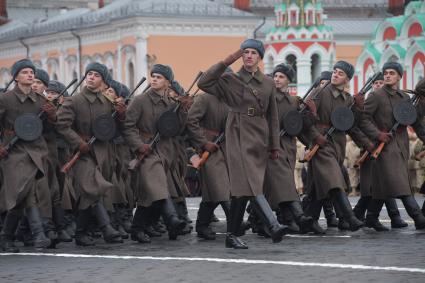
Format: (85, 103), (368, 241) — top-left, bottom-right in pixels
(0, 59), (54, 251)
(122, 64), (188, 243)
(198, 39), (287, 249)
(186, 85), (231, 240)
(56, 62), (124, 246)
(359, 62), (425, 230)
(303, 61), (371, 232)
(353, 73), (408, 231)
(263, 63), (316, 234)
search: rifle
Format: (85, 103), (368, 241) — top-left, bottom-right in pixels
(127, 71), (203, 171)
(4, 78), (78, 153)
(193, 132), (225, 169)
(354, 88), (419, 164)
(370, 91), (420, 159)
(279, 79), (321, 137)
(61, 77), (146, 174)
(301, 72), (381, 163)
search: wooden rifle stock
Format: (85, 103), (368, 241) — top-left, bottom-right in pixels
(61, 151), (81, 173)
(371, 142), (385, 159)
(300, 144), (320, 163)
(193, 132), (225, 169)
(354, 151), (369, 168)
(128, 132), (160, 171)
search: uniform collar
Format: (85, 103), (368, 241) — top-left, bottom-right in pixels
(237, 66), (264, 84)
(148, 89), (168, 105)
(383, 84), (404, 97)
(13, 84), (37, 103)
(82, 86), (106, 104)
(330, 84), (348, 100)
(276, 89), (291, 102)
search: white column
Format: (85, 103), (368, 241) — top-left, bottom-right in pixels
(297, 58), (312, 96)
(117, 42), (123, 82)
(135, 35), (148, 81)
(59, 49), (66, 83)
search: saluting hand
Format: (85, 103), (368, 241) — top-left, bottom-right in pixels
(223, 49), (244, 66)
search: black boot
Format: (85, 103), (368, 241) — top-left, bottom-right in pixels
(0, 211), (20, 253)
(303, 198), (326, 234)
(53, 206), (72, 242)
(286, 201), (313, 233)
(225, 197), (248, 249)
(75, 208), (95, 246)
(330, 189), (363, 231)
(252, 195), (288, 243)
(353, 196), (371, 222)
(176, 200), (192, 224)
(323, 199), (338, 228)
(196, 202), (217, 240)
(365, 199), (389, 232)
(385, 198), (408, 228)
(278, 204), (299, 234)
(91, 202), (123, 244)
(130, 206), (151, 243)
(401, 196), (425, 230)
(160, 198), (185, 240)
(25, 207), (51, 248)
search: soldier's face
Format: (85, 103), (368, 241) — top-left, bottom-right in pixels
(85, 71), (103, 91)
(15, 68), (34, 86)
(331, 68), (349, 88)
(105, 87), (118, 101)
(273, 72), (290, 90)
(320, 80), (330, 87)
(150, 73), (169, 91)
(242, 48), (260, 69)
(372, 80), (384, 91)
(31, 79), (46, 95)
(383, 69), (401, 87)
(46, 90), (59, 101)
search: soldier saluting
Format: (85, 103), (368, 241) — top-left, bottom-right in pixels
(198, 39), (287, 249)
(0, 59), (55, 251)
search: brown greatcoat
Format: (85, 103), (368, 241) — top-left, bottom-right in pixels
(307, 83), (369, 200)
(359, 85), (425, 199)
(0, 85), (49, 212)
(198, 62), (280, 197)
(121, 88), (185, 207)
(186, 92), (231, 202)
(56, 86), (116, 210)
(264, 90), (301, 208)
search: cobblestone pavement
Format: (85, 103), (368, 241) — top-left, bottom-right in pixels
(1, 196), (425, 283)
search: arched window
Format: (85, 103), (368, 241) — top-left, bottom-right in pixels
(311, 54), (321, 82)
(285, 54), (297, 83)
(128, 62), (135, 90)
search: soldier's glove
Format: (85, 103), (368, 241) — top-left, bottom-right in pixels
(178, 96), (194, 111)
(365, 142), (375, 153)
(304, 99), (317, 116)
(138, 143), (152, 155)
(353, 94), (364, 109)
(114, 101), (126, 121)
(0, 145), (8, 159)
(79, 141), (90, 154)
(223, 49), (244, 66)
(203, 141), (219, 153)
(377, 132), (392, 143)
(269, 149), (279, 160)
(314, 134), (327, 146)
(42, 103), (57, 122)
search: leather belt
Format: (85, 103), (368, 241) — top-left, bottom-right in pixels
(230, 107), (264, 117)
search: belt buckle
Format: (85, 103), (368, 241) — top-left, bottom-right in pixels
(247, 107), (255, 116)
